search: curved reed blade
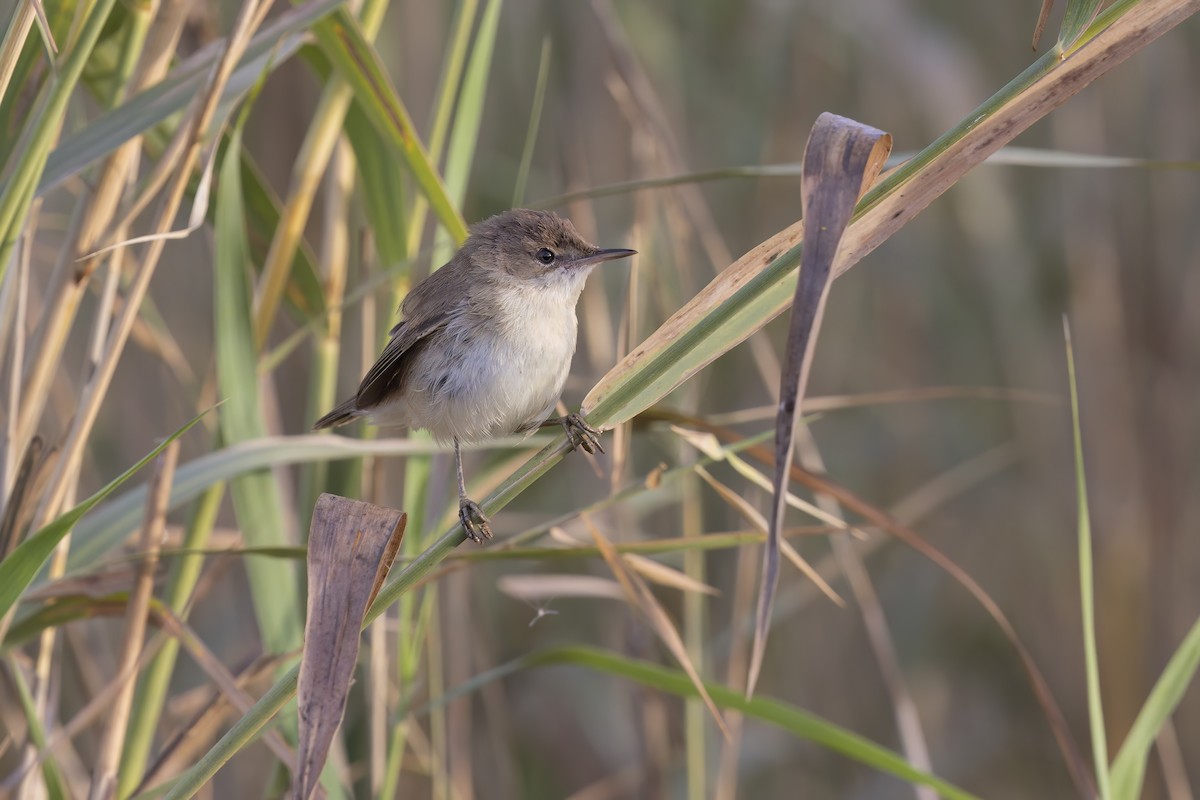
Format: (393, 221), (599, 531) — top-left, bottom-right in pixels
(746, 112), (890, 699)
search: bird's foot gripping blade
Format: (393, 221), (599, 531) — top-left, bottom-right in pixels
(458, 498), (493, 544)
(560, 413), (604, 455)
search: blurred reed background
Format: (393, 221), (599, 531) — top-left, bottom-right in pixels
(1, 0), (1198, 798)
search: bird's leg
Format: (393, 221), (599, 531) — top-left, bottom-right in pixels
(454, 437), (492, 544)
(543, 412), (604, 455)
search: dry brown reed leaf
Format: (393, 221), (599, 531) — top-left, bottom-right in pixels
(748, 113), (891, 698)
(294, 494), (406, 800)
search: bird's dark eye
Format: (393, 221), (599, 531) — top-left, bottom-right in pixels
(536, 248), (556, 264)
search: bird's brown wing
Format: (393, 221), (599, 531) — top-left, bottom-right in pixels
(352, 251), (477, 410)
(354, 310), (452, 410)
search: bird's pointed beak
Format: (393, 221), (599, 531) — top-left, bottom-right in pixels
(572, 248), (637, 268)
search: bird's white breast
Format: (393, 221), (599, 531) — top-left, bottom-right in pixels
(377, 271), (587, 443)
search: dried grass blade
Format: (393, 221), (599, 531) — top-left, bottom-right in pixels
(1033, 0), (1055, 49)
(28, 0), (56, 57)
(152, 607), (302, 789)
(0, 4), (37, 104)
(585, 518), (731, 740)
(545, 524), (718, 596)
(88, 442), (179, 800)
(693, 466), (843, 608)
(747, 113), (890, 698)
(295, 495), (406, 800)
(622, 554), (720, 597)
(672, 423), (859, 536)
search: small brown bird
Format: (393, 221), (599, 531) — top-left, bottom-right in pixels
(315, 209), (635, 543)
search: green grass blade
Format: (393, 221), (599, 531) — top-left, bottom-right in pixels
(5, 655), (68, 800)
(423, 0), (479, 170)
(511, 36), (552, 207)
(534, 148), (1200, 210)
(1065, 320), (1109, 799)
(429, 0), (502, 265)
(399, 0), (477, 265)
(1060, 0), (1106, 49)
(345, 101), (408, 266)
(0, 412), (205, 624)
(412, 646), (981, 800)
(213, 124), (302, 655)
(157, 665), (302, 800)
(1109, 617), (1200, 798)
(308, 7), (468, 242)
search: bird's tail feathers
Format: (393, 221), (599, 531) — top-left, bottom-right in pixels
(314, 398), (360, 430)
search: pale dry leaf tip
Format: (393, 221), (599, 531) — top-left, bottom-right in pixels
(668, 424), (725, 459)
(548, 525), (580, 545)
(624, 553), (721, 596)
(496, 574), (625, 602)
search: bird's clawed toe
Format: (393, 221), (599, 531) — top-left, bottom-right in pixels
(561, 413), (604, 455)
(458, 498), (493, 544)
